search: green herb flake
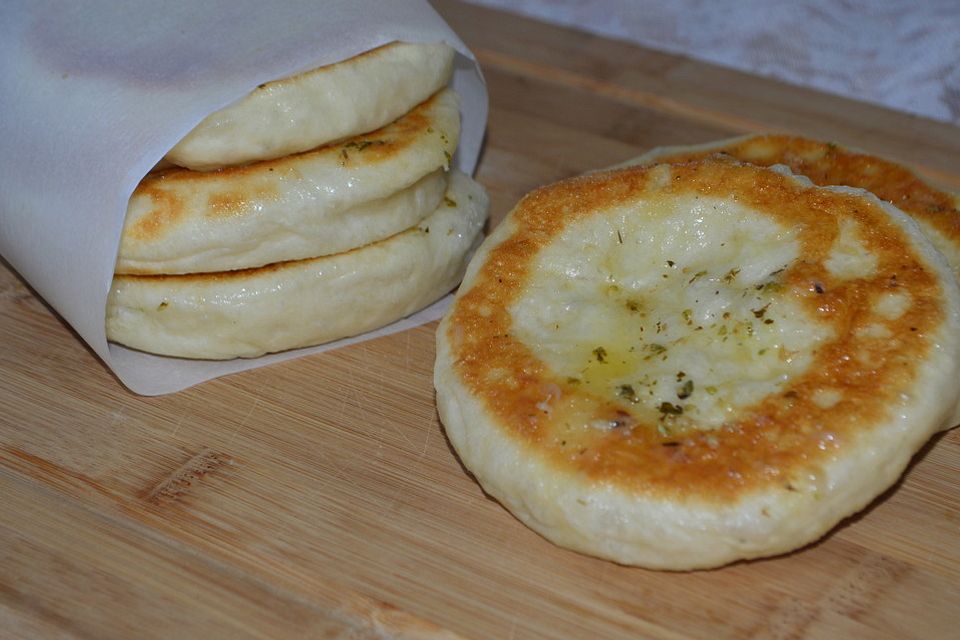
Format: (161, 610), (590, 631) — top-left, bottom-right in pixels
(618, 384), (638, 403)
(751, 303), (770, 319)
(756, 281), (784, 293)
(658, 402), (683, 416)
(677, 379), (694, 399)
(343, 139), (385, 154)
(688, 270), (708, 284)
(592, 346), (608, 363)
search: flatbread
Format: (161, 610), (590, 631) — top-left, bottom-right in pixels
(628, 134), (960, 283)
(107, 170), (487, 359)
(165, 41), (456, 170)
(435, 159), (960, 570)
(117, 89), (460, 275)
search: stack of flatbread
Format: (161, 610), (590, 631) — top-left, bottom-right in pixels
(106, 42), (488, 359)
(435, 134), (960, 570)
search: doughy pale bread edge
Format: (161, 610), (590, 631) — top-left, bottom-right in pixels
(165, 41), (455, 170)
(434, 164), (960, 570)
(107, 171), (488, 359)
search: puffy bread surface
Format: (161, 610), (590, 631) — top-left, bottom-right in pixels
(107, 171), (488, 359)
(435, 160), (960, 570)
(117, 90), (460, 275)
(633, 134), (960, 431)
(630, 134), (960, 284)
(165, 41), (455, 170)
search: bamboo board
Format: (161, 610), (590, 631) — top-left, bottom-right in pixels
(2, 1), (959, 637)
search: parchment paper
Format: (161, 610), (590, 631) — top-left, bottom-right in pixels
(0, 0), (487, 395)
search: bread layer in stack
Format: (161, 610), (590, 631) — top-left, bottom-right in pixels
(107, 42), (488, 359)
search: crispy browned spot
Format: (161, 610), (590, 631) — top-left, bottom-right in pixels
(125, 180), (184, 241)
(446, 160), (944, 502)
(657, 134), (960, 248)
(206, 183), (279, 219)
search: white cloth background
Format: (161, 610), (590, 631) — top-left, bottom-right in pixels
(465, 0), (960, 125)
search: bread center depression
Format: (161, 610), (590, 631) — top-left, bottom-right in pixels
(509, 186), (832, 431)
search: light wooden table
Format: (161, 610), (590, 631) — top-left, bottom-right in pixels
(2, 1), (959, 638)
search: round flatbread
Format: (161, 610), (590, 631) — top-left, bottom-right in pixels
(165, 41), (456, 170)
(628, 134), (960, 283)
(435, 159), (960, 570)
(108, 170), (487, 359)
(117, 89), (460, 275)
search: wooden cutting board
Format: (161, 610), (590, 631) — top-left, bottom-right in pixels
(2, 2), (959, 638)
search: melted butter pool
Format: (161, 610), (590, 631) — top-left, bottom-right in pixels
(509, 193), (834, 430)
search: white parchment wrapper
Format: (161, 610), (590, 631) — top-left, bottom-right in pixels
(0, 0), (487, 395)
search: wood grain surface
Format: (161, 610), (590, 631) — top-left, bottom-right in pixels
(2, 1), (960, 638)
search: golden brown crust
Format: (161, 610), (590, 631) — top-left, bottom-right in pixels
(650, 134), (960, 252)
(126, 91), (441, 244)
(445, 160), (943, 503)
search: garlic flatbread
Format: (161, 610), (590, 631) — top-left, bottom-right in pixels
(435, 160), (960, 570)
